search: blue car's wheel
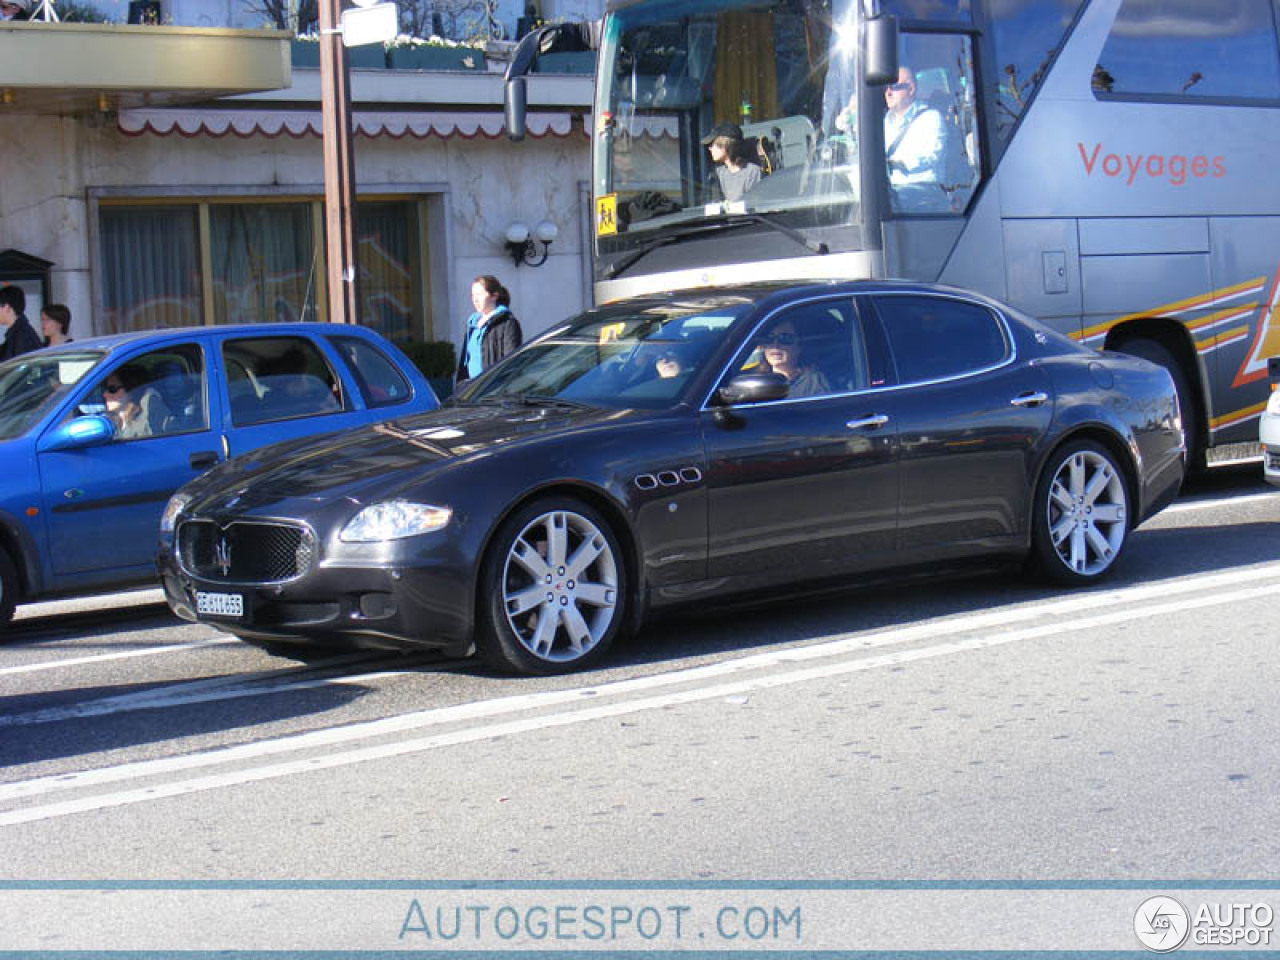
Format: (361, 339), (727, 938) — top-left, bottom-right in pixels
(478, 498), (628, 675)
(0, 547), (18, 629)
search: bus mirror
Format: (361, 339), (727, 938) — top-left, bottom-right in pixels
(863, 15), (899, 86)
(505, 77), (528, 142)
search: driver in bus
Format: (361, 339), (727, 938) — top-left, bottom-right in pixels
(883, 66), (947, 200)
(702, 122), (762, 203)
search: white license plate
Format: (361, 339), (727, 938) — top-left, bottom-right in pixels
(196, 591), (243, 618)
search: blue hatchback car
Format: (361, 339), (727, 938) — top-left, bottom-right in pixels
(0, 323), (438, 628)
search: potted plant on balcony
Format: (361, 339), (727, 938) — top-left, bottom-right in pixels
(385, 34), (486, 72)
(290, 34), (389, 69)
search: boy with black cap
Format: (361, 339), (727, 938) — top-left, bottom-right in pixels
(702, 122), (761, 202)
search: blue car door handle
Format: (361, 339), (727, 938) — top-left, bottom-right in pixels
(1010, 391), (1049, 408)
(189, 451), (220, 470)
(846, 414), (889, 430)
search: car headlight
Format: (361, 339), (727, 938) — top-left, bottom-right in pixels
(340, 500), (452, 542)
(1267, 387), (1280, 417)
(160, 492), (192, 535)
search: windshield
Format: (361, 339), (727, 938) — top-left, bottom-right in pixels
(0, 350), (103, 441)
(455, 294), (756, 409)
(595, 0), (861, 240)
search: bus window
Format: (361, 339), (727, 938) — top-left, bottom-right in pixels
(988, 0), (1086, 149)
(888, 33), (981, 215)
(1094, 0), (1280, 100)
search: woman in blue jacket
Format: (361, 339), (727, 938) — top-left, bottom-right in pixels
(457, 275), (522, 384)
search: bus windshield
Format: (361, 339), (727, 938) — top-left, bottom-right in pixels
(595, 0), (862, 240)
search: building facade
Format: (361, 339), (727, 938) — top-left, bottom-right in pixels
(0, 16), (594, 354)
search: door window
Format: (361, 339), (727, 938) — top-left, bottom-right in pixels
(223, 336), (343, 426)
(71, 343), (207, 441)
(873, 294), (1009, 384)
(731, 298), (888, 400)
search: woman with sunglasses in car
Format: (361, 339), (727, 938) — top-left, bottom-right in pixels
(759, 322), (830, 399)
(101, 365), (172, 440)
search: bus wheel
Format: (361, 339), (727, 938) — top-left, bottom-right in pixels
(1115, 338), (1203, 472)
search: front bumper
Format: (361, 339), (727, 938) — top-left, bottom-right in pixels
(157, 547), (476, 656)
(1261, 409), (1280, 488)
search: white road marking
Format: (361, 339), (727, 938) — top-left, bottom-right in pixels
(0, 636), (238, 678)
(2, 563), (1278, 827)
(1163, 490), (1278, 513)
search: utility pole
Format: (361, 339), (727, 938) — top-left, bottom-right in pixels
(318, 0), (359, 324)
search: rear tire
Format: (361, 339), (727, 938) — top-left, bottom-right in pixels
(477, 497), (628, 676)
(1114, 338), (1202, 473)
(0, 547), (18, 631)
(1030, 440), (1130, 585)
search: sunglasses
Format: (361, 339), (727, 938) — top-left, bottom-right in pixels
(887, 81), (912, 92)
(766, 333), (798, 346)
(103, 383), (125, 394)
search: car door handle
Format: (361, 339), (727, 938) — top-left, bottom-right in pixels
(189, 451), (220, 470)
(1010, 391), (1049, 408)
(846, 414), (889, 430)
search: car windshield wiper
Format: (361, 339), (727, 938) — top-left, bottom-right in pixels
(605, 214), (828, 280)
(505, 394), (593, 410)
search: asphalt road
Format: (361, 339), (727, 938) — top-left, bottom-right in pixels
(1, 464), (1277, 882)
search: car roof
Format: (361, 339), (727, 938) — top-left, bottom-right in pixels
(599, 278), (1007, 313)
(37, 322), (381, 356)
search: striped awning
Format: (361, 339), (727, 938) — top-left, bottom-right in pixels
(117, 109), (581, 140)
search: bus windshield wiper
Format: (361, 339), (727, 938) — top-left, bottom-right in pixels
(605, 214), (827, 280)
(604, 222), (727, 280)
(726, 213), (830, 257)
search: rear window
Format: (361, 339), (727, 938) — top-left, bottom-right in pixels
(328, 335), (414, 409)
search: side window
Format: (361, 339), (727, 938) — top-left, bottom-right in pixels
(988, 0), (1086, 149)
(874, 295), (1009, 384)
(734, 299), (882, 400)
(328, 335), (413, 409)
(887, 33), (982, 215)
(1095, 0), (1280, 100)
(222, 336), (342, 427)
(74, 344), (207, 442)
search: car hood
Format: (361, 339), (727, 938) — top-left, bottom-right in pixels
(185, 401), (628, 511)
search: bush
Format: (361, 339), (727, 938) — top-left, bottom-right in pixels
(397, 340), (456, 380)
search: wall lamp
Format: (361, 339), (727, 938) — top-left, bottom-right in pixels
(505, 219), (558, 267)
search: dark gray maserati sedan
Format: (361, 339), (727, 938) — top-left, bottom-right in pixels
(157, 281), (1185, 675)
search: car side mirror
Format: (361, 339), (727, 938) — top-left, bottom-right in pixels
(38, 414), (116, 452)
(717, 372), (790, 406)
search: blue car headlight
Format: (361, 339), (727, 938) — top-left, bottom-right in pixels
(340, 500), (452, 542)
(160, 492), (192, 535)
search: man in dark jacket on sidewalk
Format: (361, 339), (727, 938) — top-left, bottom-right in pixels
(0, 285), (43, 361)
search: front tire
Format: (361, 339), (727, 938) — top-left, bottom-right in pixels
(0, 546), (18, 630)
(1030, 440), (1130, 585)
(477, 498), (628, 675)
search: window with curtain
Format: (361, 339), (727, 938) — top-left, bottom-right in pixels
(210, 203), (317, 325)
(99, 198), (428, 340)
(99, 205), (203, 333)
(356, 201), (421, 344)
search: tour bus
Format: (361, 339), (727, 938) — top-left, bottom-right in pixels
(505, 0), (1280, 468)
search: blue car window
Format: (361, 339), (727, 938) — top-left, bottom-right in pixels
(223, 336), (343, 427)
(72, 343), (208, 442)
(328, 334), (413, 409)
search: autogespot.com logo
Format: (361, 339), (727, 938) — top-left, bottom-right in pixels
(1135, 896), (1191, 952)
